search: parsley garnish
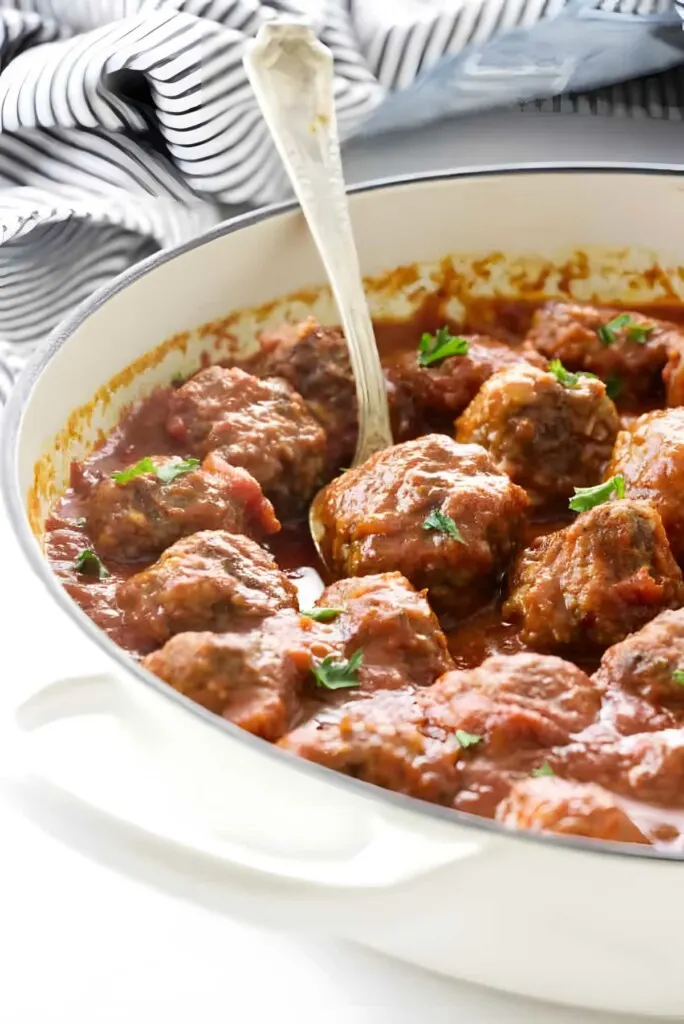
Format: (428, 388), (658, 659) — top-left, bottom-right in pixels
(71, 516), (87, 527)
(596, 314), (653, 347)
(73, 549), (110, 579)
(605, 376), (622, 401)
(312, 649), (363, 690)
(548, 359), (597, 389)
(531, 762), (555, 778)
(418, 326), (469, 367)
(111, 457), (156, 484)
(155, 458), (200, 484)
(673, 670), (684, 687)
(568, 474), (625, 513)
(301, 607), (344, 623)
(112, 456), (200, 486)
(423, 508), (465, 543)
(455, 729), (482, 750)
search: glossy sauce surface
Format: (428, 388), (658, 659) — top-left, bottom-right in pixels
(45, 298), (682, 662)
(43, 297), (684, 849)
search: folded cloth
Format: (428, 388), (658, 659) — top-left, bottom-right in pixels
(1, 0), (683, 403)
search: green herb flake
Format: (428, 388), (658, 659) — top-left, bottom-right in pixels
(673, 669), (684, 687)
(155, 457), (200, 484)
(531, 762), (555, 778)
(423, 508), (465, 543)
(111, 457), (156, 485)
(455, 729), (482, 750)
(111, 456), (200, 486)
(73, 549), (110, 580)
(605, 376), (622, 401)
(301, 607), (344, 623)
(548, 359), (597, 389)
(418, 326), (470, 368)
(596, 313), (653, 347)
(568, 474), (625, 513)
(312, 649), (363, 690)
(71, 517), (87, 528)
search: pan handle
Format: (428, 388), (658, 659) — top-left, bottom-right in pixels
(0, 671), (486, 921)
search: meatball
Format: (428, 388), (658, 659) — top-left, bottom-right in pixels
(384, 334), (545, 427)
(311, 572), (453, 691)
(315, 434), (529, 616)
(594, 609), (684, 709)
(496, 777), (649, 844)
(118, 530), (299, 646)
(526, 302), (677, 401)
(280, 652), (596, 813)
(607, 409), (684, 563)
(505, 500), (684, 651)
(455, 363), (619, 506)
(165, 365), (327, 516)
(86, 452), (279, 562)
(246, 318), (420, 464)
(279, 687), (465, 804)
(246, 319), (356, 469)
(142, 612), (314, 741)
(445, 651), (600, 736)
(559, 730), (684, 809)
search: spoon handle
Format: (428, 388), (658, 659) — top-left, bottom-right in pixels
(244, 22), (393, 464)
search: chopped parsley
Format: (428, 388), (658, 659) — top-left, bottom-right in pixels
(568, 474), (625, 513)
(73, 549), (110, 580)
(155, 458), (200, 484)
(605, 376), (622, 401)
(548, 359), (597, 389)
(418, 326), (469, 367)
(531, 762), (555, 778)
(111, 457), (156, 484)
(112, 456), (200, 486)
(596, 313), (653, 347)
(673, 670), (684, 687)
(423, 508), (465, 543)
(312, 649), (363, 690)
(71, 516), (87, 528)
(301, 607), (344, 623)
(455, 729), (482, 750)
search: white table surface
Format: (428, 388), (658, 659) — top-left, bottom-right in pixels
(1, 112), (673, 1023)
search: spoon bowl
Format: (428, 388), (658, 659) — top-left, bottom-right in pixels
(244, 23), (393, 568)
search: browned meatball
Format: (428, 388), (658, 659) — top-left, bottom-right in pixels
(504, 500), (684, 651)
(495, 777), (649, 844)
(526, 302), (678, 401)
(245, 318), (419, 464)
(278, 687), (465, 805)
(311, 572), (453, 691)
(165, 366), (327, 516)
(384, 334), (545, 427)
(444, 651), (600, 736)
(118, 530), (298, 646)
(246, 319), (356, 469)
(86, 452), (279, 562)
(142, 612), (314, 741)
(663, 334), (684, 406)
(455, 363), (619, 506)
(593, 609), (684, 710)
(279, 652), (596, 812)
(607, 409), (684, 562)
(559, 730), (684, 808)
(316, 434), (529, 616)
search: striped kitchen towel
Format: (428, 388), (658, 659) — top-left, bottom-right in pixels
(1, 0), (684, 404)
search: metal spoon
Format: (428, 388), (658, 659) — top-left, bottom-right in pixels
(244, 22), (393, 565)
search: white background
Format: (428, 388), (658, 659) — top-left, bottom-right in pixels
(1, 113), (678, 1022)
